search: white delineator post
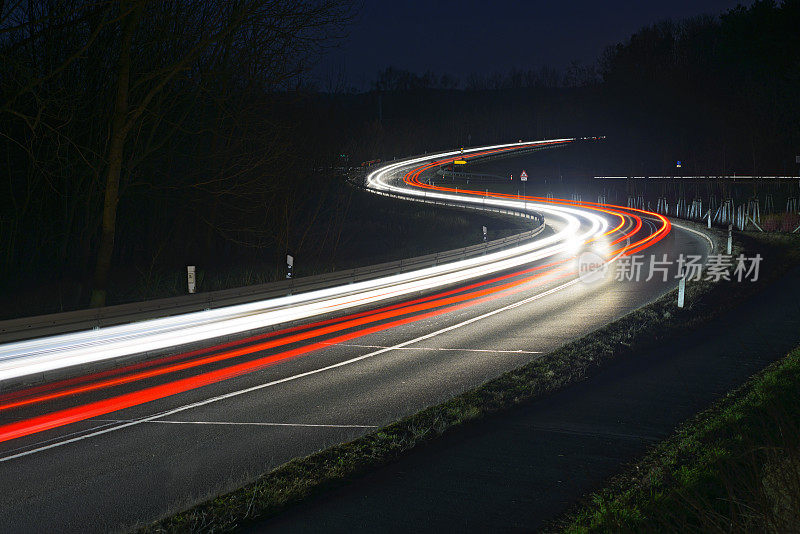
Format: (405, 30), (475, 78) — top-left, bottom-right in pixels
(187, 265), (196, 294)
(482, 226), (487, 243)
(727, 224), (732, 255)
(678, 276), (685, 308)
(286, 254), (294, 279)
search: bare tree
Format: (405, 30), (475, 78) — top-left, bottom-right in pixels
(1, 0), (353, 307)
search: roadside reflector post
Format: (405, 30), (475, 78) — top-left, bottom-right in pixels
(286, 254), (294, 279)
(482, 225), (487, 243)
(678, 276), (685, 308)
(727, 224), (732, 255)
(187, 265), (196, 294)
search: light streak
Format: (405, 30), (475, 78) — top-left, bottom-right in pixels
(0, 140), (610, 383)
(0, 138), (675, 446)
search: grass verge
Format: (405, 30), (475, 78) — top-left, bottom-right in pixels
(552, 342), (800, 533)
(141, 228), (798, 533)
(0, 189), (525, 321)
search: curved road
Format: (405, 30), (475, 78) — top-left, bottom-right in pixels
(0, 140), (711, 532)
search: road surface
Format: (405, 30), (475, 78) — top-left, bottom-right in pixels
(0, 140), (711, 532)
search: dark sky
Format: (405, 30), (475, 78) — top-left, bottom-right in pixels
(312, 0), (745, 90)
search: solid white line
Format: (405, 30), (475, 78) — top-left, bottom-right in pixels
(0, 273), (581, 463)
(92, 419), (376, 429)
(0, 420), (124, 458)
(323, 343), (541, 354)
(671, 221), (716, 253)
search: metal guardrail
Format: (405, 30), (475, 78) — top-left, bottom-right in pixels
(0, 185), (545, 344)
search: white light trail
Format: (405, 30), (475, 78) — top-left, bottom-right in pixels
(0, 140), (610, 383)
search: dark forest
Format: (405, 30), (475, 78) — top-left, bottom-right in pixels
(1, 0), (798, 313)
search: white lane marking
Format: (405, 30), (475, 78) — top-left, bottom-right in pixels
(323, 343), (541, 354)
(92, 419), (376, 429)
(0, 274), (583, 463)
(0, 420), (124, 458)
(670, 221), (715, 253)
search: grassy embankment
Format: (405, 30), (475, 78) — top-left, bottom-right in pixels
(0, 188), (525, 321)
(555, 343), (800, 532)
(124, 190), (524, 298)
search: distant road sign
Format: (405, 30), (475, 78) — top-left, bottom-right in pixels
(520, 170), (528, 182)
(454, 160), (467, 165)
(796, 155), (800, 163)
(677, 160), (682, 168)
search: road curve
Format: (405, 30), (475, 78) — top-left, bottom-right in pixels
(0, 140), (712, 532)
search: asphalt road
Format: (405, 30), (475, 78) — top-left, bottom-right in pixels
(0, 145), (711, 532)
(261, 264), (800, 533)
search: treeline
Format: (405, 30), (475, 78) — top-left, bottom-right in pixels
(370, 63), (592, 92)
(598, 0), (800, 177)
(354, 0), (799, 175)
(0, 1), (354, 306)
(1, 0), (798, 313)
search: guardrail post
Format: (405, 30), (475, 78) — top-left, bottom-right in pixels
(187, 266), (196, 294)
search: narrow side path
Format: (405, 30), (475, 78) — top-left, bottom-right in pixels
(257, 266), (800, 533)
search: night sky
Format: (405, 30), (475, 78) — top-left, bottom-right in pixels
(313, 0), (745, 90)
